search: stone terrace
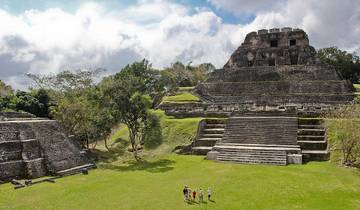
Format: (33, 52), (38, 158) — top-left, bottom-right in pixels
(0, 118), (95, 182)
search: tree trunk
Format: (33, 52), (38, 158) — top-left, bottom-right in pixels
(104, 137), (110, 151)
(92, 139), (98, 149)
(85, 131), (90, 149)
(129, 128), (140, 161)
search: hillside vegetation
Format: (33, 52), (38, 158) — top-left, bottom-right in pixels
(94, 110), (202, 162)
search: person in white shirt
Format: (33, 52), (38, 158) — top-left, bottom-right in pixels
(207, 187), (212, 200)
(199, 188), (204, 203)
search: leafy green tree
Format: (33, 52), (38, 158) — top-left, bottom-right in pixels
(325, 102), (360, 168)
(318, 47), (360, 83)
(28, 69), (114, 148)
(0, 80), (17, 111)
(0, 80), (13, 97)
(143, 112), (162, 149)
(26, 68), (105, 93)
(14, 89), (51, 117)
(161, 61), (215, 88)
(106, 60), (159, 160)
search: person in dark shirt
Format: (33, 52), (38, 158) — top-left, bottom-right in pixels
(183, 186), (188, 201)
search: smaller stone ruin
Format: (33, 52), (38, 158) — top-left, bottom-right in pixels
(0, 112), (95, 183)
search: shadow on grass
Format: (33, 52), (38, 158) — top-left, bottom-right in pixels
(101, 159), (175, 173)
(92, 138), (129, 163)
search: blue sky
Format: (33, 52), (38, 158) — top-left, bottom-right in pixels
(0, 0), (359, 89)
(0, 0), (253, 24)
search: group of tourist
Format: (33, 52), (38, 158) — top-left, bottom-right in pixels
(182, 186), (212, 203)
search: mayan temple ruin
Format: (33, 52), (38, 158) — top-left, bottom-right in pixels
(0, 112), (95, 182)
(161, 27), (355, 165)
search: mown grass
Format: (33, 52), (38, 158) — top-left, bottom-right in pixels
(179, 86), (195, 91)
(1, 155), (360, 210)
(161, 92), (199, 103)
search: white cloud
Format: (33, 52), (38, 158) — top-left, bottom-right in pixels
(0, 1), (241, 89)
(209, 0), (286, 15)
(210, 0), (360, 53)
(0, 0), (360, 90)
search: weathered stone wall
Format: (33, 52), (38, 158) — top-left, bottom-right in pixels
(224, 28), (318, 69)
(207, 65), (343, 82)
(0, 119), (94, 182)
(0, 112), (36, 120)
(191, 28), (355, 112)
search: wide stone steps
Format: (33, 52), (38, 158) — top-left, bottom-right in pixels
(194, 138), (222, 147)
(207, 94), (354, 104)
(298, 140), (327, 150)
(298, 125), (323, 129)
(297, 118), (329, 161)
(202, 80), (352, 96)
(203, 128), (225, 134)
(191, 119), (226, 155)
(297, 135), (325, 141)
(205, 124), (226, 129)
(302, 150), (329, 161)
(298, 129), (325, 136)
(298, 118), (324, 125)
(202, 134), (223, 138)
(222, 140), (296, 145)
(216, 148), (287, 165)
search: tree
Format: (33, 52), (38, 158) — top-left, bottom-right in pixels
(14, 89), (51, 117)
(0, 80), (13, 97)
(28, 68), (114, 149)
(106, 60), (157, 160)
(325, 101), (360, 168)
(0, 81), (16, 111)
(161, 61), (215, 88)
(318, 47), (360, 83)
(26, 68), (105, 93)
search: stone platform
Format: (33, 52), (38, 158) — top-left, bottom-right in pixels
(205, 115), (302, 165)
(194, 114), (329, 165)
(0, 118), (95, 182)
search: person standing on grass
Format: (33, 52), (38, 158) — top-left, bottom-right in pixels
(199, 188), (204, 203)
(183, 186), (188, 201)
(208, 187), (212, 200)
(187, 187), (192, 201)
(192, 189), (197, 201)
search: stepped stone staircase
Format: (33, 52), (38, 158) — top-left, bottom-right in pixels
(215, 146), (288, 165)
(191, 115), (330, 165)
(191, 119), (226, 155)
(0, 119), (95, 182)
(211, 116), (301, 165)
(298, 118), (329, 161)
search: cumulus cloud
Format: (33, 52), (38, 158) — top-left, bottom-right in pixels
(0, 0), (359, 90)
(211, 0), (360, 52)
(209, 0), (286, 15)
(0, 1), (241, 89)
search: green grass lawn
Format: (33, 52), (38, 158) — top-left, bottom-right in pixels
(161, 92), (200, 103)
(179, 86), (195, 91)
(1, 155), (360, 210)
